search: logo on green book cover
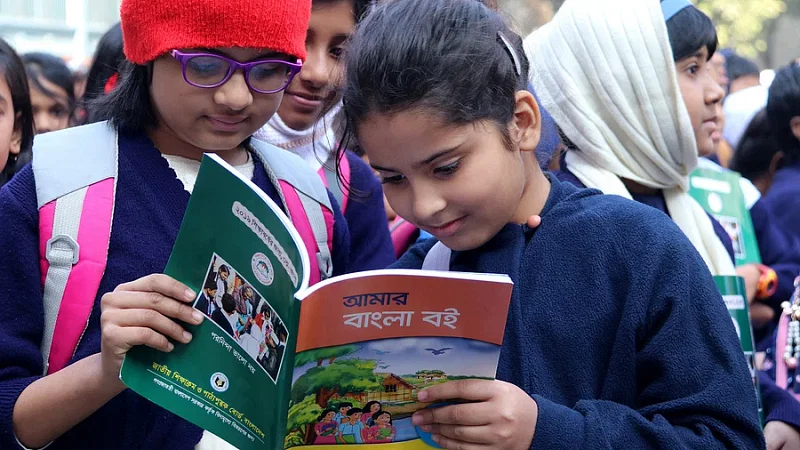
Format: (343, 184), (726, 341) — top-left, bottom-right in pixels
(210, 372), (230, 392)
(251, 253), (274, 286)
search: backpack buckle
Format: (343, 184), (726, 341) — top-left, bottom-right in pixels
(46, 234), (80, 266)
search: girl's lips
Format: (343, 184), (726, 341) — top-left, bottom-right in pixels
(425, 217), (466, 238)
(206, 116), (248, 132)
(285, 92), (323, 110)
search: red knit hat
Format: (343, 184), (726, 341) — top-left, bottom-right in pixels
(120, 0), (311, 65)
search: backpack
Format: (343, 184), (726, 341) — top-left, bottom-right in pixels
(389, 218), (419, 258)
(33, 121), (335, 375)
(318, 151), (351, 214)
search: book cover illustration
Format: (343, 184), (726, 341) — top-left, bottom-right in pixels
(286, 271), (512, 449)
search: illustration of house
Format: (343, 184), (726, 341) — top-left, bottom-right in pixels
(415, 370), (446, 382)
(331, 373), (416, 404)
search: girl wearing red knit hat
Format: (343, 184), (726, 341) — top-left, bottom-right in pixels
(0, 0), (355, 449)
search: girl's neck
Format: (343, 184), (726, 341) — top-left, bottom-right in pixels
(511, 158), (551, 224)
(147, 125), (250, 166)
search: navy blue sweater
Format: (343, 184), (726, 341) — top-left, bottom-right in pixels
(761, 161), (800, 245)
(341, 151), (396, 270)
(556, 169), (800, 432)
(0, 131), (357, 449)
(394, 176), (763, 448)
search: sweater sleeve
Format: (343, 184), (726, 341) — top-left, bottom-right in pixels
(530, 220), (764, 450)
(750, 199), (800, 312)
(342, 152), (396, 271)
(0, 167), (49, 449)
(759, 371), (800, 430)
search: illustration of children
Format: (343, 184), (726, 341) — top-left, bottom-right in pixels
(336, 408), (364, 444)
(332, 402), (352, 424)
(361, 401), (382, 427)
(364, 411), (395, 444)
(313, 409), (338, 445)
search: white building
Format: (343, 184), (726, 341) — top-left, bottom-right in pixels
(0, 0), (120, 68)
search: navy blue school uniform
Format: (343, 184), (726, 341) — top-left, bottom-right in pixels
(761, 161), (800, 246)
(341, 151), (397, 270)
(556, 167), (800, 434)
(0, 131), (351, 449)
(393, 176), (763, 448)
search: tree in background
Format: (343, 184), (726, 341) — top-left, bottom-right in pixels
(696, 0), (786, 58)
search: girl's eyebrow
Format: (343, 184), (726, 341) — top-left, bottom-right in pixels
(371, 147), (459, 173)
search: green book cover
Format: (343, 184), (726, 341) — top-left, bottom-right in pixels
(714, 276), (764, 425)
(119, 154), (516, 450)
(120, 154), (310, 450)
(689, 168), (761, 265)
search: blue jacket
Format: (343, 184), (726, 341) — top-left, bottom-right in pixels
(761, 161), (800, 246)
(393, 176), (764, 449)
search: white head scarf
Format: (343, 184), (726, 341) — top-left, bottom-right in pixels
(525, 0), (734, 275)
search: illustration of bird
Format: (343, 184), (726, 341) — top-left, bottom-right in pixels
(373, 350), (391, 356)
(425, 348), (452, 356)
(377, 364), (390, 369)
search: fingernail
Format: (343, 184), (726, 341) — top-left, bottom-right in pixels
(167, 342), (175, 351)
(432, 434), (440, 444)
(417, 390), (428, 401)
(412, 414), (423, 426)
(183, 331), (193, 342)
(421, 425), (432, 433)
(192, 310), (204, 323)
(184, 289), (196, 301)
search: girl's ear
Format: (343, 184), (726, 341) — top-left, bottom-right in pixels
(510, 90), (541, 153)
(9, 111), (23, 157)
(790, 116), (800, 141)
(769, 151), (784, 175)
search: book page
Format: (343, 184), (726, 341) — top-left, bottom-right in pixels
(121, 154), (309, 450)
(287, 270), (513, 449)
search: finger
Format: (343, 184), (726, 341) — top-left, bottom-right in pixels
(104, 324), (176, 353)
(413, 402), (491, 427)
(526, 215), (541, 229)
(429, 433), (483, 450)
(103, 290), (204, 325)
(116, 274), (196, 302)
(426, 423), (502, 445)
(417, 379), (497, 404)
(103, 308), (194, 344)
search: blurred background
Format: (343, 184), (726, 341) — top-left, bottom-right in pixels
(0, 0), (798, 72)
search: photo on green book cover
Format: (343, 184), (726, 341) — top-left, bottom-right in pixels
(195, 253), (290, 384)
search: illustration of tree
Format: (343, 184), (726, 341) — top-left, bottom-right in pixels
(292, 358), (382, 406)
(285, 395), (321, 449)
(294, 344), (360, 367)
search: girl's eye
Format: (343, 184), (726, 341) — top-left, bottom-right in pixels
(434, 160), (461, 177)
(330, 47), (344, 60)
(380, 174), (405, 185)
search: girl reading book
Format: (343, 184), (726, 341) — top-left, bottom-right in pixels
(338, 0), (763, 448)
(0, 0), (355, 449)
(0, 37), (33, 187)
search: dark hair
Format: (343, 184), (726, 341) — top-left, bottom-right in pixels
(81, 23), (125, 122)
(346, 408), (362, 416)
(219, 265), (230, 274)
(725, 53), (760, 82)
(22, 52), (76, 111)
(766, 63), (800, 163)
(663, 3), (718, 62)
(372, 410), (392, 424)
(340, 0), (528, 154)
(221, 293), (236, 313)
(338, 402), (353, 409)
(88, 61), (156, 132)
(363, 401), (381, 412)
(204, 278), (217, 291)
(730, 109), (782, 180)
(317, 409), (337, 422)
(0, 39), (34, 185)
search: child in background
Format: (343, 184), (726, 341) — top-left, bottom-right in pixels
(22, 53), (75, 133)
(80, 22), (124, 124)
(527, 0), (800, 445)
(0, 38), (34, 187)
(340, 0), (762, 448)
(256, 0), (395, 271)
(0, 0), (356, 448)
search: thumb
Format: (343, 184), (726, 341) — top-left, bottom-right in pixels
(526, 215), (542, 229)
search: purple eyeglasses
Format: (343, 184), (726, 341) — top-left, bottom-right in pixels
(170, 50), (302, 94)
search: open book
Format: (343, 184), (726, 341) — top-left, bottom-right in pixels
(119, 154), (514, 449)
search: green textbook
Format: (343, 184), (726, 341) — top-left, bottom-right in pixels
(689, 168), (761, 265)
(119, 154), (515, 450)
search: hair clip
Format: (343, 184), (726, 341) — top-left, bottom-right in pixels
(497, 31), (522, 78)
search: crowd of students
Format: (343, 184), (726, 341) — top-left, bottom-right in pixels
(0, 0), (799, 448)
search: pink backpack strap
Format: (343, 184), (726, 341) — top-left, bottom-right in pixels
(251, 139), (336, 287)
(319, 151), (351, 213)
(33, 121), (118, 375)
(389, 218), (419, 258)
